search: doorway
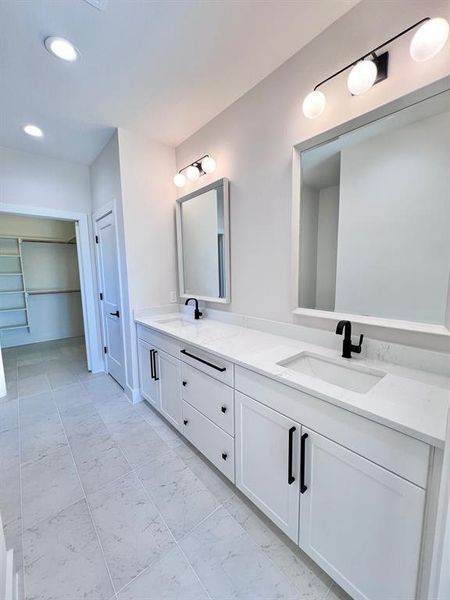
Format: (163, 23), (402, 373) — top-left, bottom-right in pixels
(0, 203), (104, 373)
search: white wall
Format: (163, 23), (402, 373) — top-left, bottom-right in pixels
(118, 129), (177, 310)
(175, 0), (450, 350)
(117, 129), (177, 397)
(0, 146), (91, 213)
(90, 132), (134, 393)
(335, 111), (450, 324)
(315, 185), (339, 311)
(90, 130), (177, 396)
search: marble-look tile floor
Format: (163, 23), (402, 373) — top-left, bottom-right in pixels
(0, 337), (351, 600)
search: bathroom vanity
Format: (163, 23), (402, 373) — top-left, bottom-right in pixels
(135, 312), (448, 600)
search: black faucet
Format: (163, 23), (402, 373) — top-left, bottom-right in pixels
(335, 320), (364, 359)
(185, 298), (202, 320)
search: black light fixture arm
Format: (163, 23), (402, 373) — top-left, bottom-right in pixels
(313, 17), (430, 91)
(177, 154), (209, 175)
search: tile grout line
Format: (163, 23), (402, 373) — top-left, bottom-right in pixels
(50, 386), (120, 599)
(81, 377), (215, 598)
(117, 466), (214, 600)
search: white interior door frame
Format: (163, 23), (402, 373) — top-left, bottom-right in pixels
(0, 202), (103, 372)
(92, 200), (128, 386)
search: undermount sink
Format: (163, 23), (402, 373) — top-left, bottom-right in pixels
(278, 352), (385, 394)
(158, 316), (195, 328)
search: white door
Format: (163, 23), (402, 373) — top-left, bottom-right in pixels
(95, 211), (125, 388)
(299, 427), (426, 600)
(137, 340), (160, 408)
(156, 349), (182, 430)
(235, 391), (301, 541)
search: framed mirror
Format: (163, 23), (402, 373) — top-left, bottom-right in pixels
(176, 178), (230, 303)
(292, 86), (450, 336)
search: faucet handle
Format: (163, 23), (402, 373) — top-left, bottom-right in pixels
(352, 334), (364, 353)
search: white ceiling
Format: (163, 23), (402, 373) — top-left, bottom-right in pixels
(0, 0), (359, 165)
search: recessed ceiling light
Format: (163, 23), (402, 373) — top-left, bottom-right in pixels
(44, 36), (79, 62)
(23, 124), (44, 138)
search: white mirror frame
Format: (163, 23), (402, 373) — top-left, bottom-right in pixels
(290, 78), (450, 339)
(176, 177), (231, 304)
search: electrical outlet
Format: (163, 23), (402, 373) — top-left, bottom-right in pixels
(169, 291), (177, 303)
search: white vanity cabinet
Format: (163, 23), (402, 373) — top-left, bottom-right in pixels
(235, 391), (301, 541)
(136, 323), (438, 600)
(137, 339), (160, 409)
(299, 427), (426, 600)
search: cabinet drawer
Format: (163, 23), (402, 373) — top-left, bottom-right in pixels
(179, 344), (233, 386)
(137, 325), (180, 358)
(182, 363), (234, 435)
(182, 401), (235, 483)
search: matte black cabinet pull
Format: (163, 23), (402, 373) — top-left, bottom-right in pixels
(180, 349), (226, 372)
(222, 452), (228, 461)
(300, 432), (308, 494)
(153, 350), (159, 381)
(109, 310), (120, 318)
(288, 426), (296, 485)
(221, 406), (227, 413)
(183, 419), (188, 426)
(149, 349), (155, 380)
(182, 381), (188, 387)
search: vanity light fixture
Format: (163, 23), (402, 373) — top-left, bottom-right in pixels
(173, 154), (216, 187)
(44, 36), (79, 62)
(302, 16), (449, 119)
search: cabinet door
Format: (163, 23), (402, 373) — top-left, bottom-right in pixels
(299, 428), (425, 600)
(137, 340), (159, 408)
(235, 391), (300, 542)
(156, 349), (182, 431)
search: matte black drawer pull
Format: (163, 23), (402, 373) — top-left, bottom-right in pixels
(182, 381), (188, 386)
(149, 349), (155, 380)
(153, 350), (159, 381)
(288, 426), (296, 485)
(180, 349), (226, 372)
(183, 419), (188, 426)
(222, 452), (228, 461)
(300, 432), (308, 494)
(221, 406), (227, 413)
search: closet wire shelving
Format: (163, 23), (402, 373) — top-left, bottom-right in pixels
(0, 235), (80, 334)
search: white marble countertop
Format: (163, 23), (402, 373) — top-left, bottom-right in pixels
(135, 313), (450, 448)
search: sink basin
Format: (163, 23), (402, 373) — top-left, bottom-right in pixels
(157, 317), (195, 328)
(278, 352), (385, 394)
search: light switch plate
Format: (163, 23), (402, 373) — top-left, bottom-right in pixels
(169, 291), (177, 303)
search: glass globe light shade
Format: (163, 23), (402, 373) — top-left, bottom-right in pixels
(186, 165), (201, 181)
(347, 60), (378, 95)
(302, 90), (326, 119)
(173, 173), (186, 188)
(201, 156), (216, 174)
(409, 17), (449, 62)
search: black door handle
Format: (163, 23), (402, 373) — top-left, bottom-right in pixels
(300, 432), (308, 494)
(109, 310), (120, 317)
(149, 349), (155, 379)
(153, 350), (159, 381)
(288, 426), (296, 485)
